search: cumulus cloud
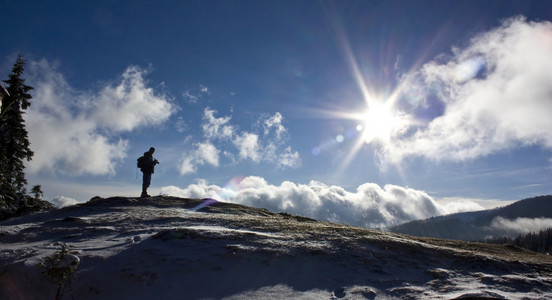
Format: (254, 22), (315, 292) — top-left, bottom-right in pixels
(161, 176), (484, 228)
(486, 217), (552, 237)
(179, 108), (301, 174)
(24, 59), (176, 175)
(262, 112), (286, 139)
(234, 132), (260, 162)
(197, 142), (220, 166)
(386, 17), (552, 163)
(91, 66), (174, 131)
(278, 146), (302, 168)
(179, 142), (220, 175)
(201, 108), (235, 139)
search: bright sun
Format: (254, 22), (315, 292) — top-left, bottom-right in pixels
(329, 96), (407, 175)
(355, 100), (401, 144)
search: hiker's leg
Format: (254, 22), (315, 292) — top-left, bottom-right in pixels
(141, 172), (152, 197)
(141, 184), (148, 197)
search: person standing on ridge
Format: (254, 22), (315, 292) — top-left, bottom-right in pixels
(138, 147), (159, 198)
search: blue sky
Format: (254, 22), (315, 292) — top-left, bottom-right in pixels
(2, 0), (552, 228)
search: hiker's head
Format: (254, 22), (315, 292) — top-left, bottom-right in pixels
(149, 147), (155, 154)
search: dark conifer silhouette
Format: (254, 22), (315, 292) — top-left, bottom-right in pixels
(485, 227), (552, 254)
(0, 55), (34, 196)
(31, 184), (44, 200)
(0, 55), (52, 219)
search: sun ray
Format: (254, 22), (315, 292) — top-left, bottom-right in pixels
(315, 7), (420, 179)
(324, 3), (375, 106)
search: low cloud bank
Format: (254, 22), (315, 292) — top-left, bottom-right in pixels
(486, 216), (552, 237)
(161, 176), (490, 228)
(50, 196), (79, 208)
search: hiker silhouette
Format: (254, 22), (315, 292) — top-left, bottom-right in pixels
(137, 147), (159, 198)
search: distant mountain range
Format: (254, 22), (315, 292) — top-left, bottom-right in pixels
(389, 195), (552, 241)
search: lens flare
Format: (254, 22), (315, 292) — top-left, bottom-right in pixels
(192, 198), (218, 211)
(216, 175), (245, 201)
(220, 175), (245, 199)
(191, 176), (245, 211)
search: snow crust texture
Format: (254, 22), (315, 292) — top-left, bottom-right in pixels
(1, 196), (552, 299)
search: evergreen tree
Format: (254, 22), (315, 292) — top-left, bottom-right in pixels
(484, 227), (552, 254)
(0, 55), (34, 197)
(31, 184), (44, 200)
(0, 55), (53, 220)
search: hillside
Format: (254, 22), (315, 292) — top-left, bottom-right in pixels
(390, 195), (552, 241)
(1, 196), (552, 299)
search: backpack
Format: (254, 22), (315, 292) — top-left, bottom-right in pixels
(137, 156), (146, 169)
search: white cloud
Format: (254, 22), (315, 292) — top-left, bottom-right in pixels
(486, 216), (552, 237)
(234, 132), (260, 162)
(179, 142), (220, 175)
(182, 84), (210, 103)
(161, 176), (484, 228)
(202, 108), (235, 140)
(50, 196), (79, 208)
(179, 156), (198, 175)
(161, 180), (224, 200)
(278, 146), (302, 168)
(435, 197), (513, 212)
(257, 112), (301, 168)
(197, 142), (220, 166)
(174, 116), (188, 133)
(179, 108), (301, 175)
(386, 17), (552, 163)
(183, 90), (199, 103)
(262, 112), (286, 139)
(24, 59), (175, 175)
(199, 84), (209, 93)
(91, 66), (175, 132)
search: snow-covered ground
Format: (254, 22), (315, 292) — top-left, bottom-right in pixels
(1, 196), (552, 299)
